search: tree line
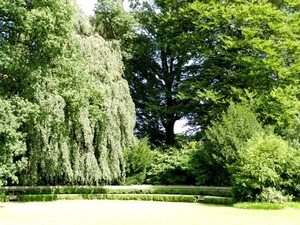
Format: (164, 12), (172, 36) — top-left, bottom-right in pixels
(93, 0), (300, 202)
(1, 0), (300, 202)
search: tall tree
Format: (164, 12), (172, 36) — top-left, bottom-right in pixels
(93, 0), (300, 147)
(0, 0), (74, 185)
(91, 0), (135, 58)
(123, 0), (198, 147)
(0, 0), (136, 185)
(180, 0), (300, 137)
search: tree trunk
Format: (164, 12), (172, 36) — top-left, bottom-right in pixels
(165, 119), (176, 147)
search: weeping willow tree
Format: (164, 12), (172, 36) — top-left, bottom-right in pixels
(1, 0), (136, 186)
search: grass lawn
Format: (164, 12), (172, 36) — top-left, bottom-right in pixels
(0, 200), (300, 225)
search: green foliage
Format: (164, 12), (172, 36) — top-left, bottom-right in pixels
(122, 0), (198, 147)
(152, 195), (196, 203)
(8, 186), (107, 195)
(0, 0), (136, 185)
(202, 196), (233, 205)
(281, 113), (300, 149)
(82, 194), (105, 200)
(105, 194), (196, 203)
(106, 187), (231, 197)
(106, 194), (153, 201)
(0, 191), (9, 202)
(205, 103), (263, 165)
(0, 185), (232, 198)
(178, 0), (300, 140)
(91, 0), (300, 149)
(124, 138), (152, 184)
(191, 103), (263, 186)
(189, 142), (222, 186)
(256, 187), (292, 204)
(146, 147), (195, 185)
(0, 98), (30, 186)
(92, 0), (134, 41)
(56, 194), (83, 200)
(0, 0), (74, 96)
(95, 0), (300, 148)
(230, 133), (300, 202)
(19, 194), (58, 202)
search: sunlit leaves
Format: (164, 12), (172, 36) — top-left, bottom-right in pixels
(0, 97), (30, 186)
(1, 1), (136, 185)
(182, 0), (300, 135)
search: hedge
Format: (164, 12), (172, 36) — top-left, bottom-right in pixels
(0, 186), (232, 204)
(0, 191), (9, 202)
(105, 194), (196, 202)
(0, 185), (231, 197)
(202, 196), (233, 205)
(19, 194), (58, 202)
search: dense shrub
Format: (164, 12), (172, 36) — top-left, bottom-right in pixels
(152, 195), (196, 203)
(0, 185), (231, 197)
(203, 196), (233, 205)
(105, 194), (196, 203)
(19, 194), (57, 202)
(191, 103), (263, 186)
(0, 191), (9, 202)
(56, 194), (83, 200)
(82, 194), (105, 200)
(256, 187), (292, 204)
(105, 187), (231, 197)
(124, 138), (152, 184)
(189, 142), (229, 186)
(0, 186), (108, 196)
(230, 133), (300, 202)
(146, 147), (195, 185)
(106, 194), (153, 201)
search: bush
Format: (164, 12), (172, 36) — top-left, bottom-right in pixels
(106, 194), (153, 201)
(105, 194), (196, 203)
(0, 191), (9, 202)
(256, 187), (292, 204)
(202, 196), (233, 205)
(230, 133), (300, 202)
(3, 186), (107, 195)
(189, 142), (229, 186)
(19, 194), (57, 202)
(0, 185), (232, 197)
(82, 194), (105, 200)
(146, 147), (195, 185)
(124, 138), (152, 184)
(192, 103), (263, 186)
(56, 194), (83, 200)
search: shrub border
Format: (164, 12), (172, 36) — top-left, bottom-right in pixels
(0, 185), (231, 196)
(0, 185), (232, 203)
